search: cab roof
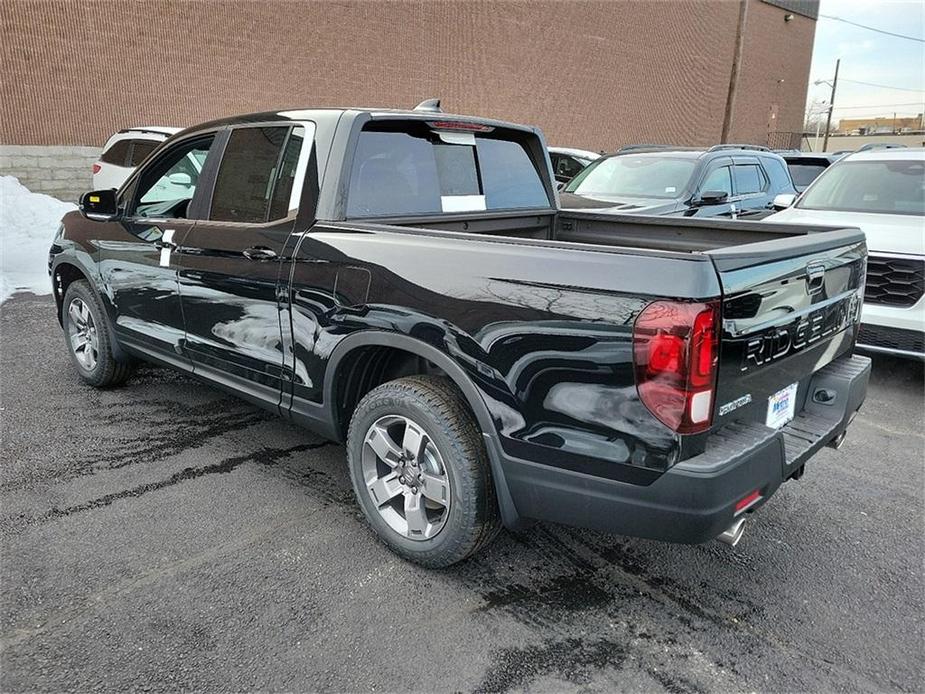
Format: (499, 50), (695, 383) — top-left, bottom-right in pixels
(174, 106), (539, 140)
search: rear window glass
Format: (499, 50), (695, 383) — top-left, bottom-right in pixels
(129, 141), (157, 167)
(788, 162), (828, 188)
(100, 140), (130, 166)
(798, 160), (925, 215)
(346, 123), (549, 218)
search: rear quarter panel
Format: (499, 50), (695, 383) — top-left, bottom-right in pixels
(285, 223), (723, 481)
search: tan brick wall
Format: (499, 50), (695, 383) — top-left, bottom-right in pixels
(1, 0), (814, 151)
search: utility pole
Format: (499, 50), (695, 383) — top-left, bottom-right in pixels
(822, 59), (840, 152)
(721, 0), (749, 143)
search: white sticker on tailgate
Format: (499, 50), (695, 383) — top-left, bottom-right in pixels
(766, 382), (798, 429)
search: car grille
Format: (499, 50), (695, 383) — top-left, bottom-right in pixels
(857, 324), (925, 356)
(864, 256), (925, 308)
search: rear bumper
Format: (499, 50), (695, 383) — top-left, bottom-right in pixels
(495, 354), (871, 543)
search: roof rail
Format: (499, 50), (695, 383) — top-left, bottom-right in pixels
(414, 98), (443, 113)
(615, 144), (699, 154)
(857, 142), (908, 151)
(617, 144), (676, 153)
(707, 144), (771, 152)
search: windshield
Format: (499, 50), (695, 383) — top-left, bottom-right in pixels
(565, 155), (697, 199)
(798, 160), (924, 215)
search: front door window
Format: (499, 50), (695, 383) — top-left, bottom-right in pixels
(134, 137), (214, 219)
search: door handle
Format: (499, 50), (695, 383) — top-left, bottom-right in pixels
(154, 228), (178, 249)
(243, 246), (277, 261)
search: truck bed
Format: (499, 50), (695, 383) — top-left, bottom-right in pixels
(377, 208), (864, 276)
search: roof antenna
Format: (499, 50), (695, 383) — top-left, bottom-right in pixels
(414, 98), (442, 113)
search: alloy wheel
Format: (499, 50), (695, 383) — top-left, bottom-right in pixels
(361, 414), (451, 541)
(66, 297), (99, 371)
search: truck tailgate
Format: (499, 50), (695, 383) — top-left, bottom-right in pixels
(707, 228), (867, 429)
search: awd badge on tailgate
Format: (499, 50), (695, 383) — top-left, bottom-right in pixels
(719, 393), (752, 417)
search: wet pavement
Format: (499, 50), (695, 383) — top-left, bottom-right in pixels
(1, 293), (922, 692)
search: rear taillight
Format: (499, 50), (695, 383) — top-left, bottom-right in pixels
(633, 300), (720, 434)
(92, 163), (101, 174)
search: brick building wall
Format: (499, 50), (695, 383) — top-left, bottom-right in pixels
(0, 0), (816, 198)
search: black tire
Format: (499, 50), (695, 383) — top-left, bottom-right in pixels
(347, 375), (501, 568)
(61, 280), (134, 388)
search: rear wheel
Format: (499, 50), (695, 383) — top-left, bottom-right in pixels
(62, 281), (133, 388)
(346, 375), (501, 567)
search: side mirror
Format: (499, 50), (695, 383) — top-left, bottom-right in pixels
(79, 189), (120, 221)
(167, 172), (193, 187)
(772, 193), (797, 210)
(698, 190), (729, 205)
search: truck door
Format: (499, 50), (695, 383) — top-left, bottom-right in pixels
(98, 133), (217, 365)
(175, 123), (312, 412)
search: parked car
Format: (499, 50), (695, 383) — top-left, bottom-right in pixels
(779, 152), (841, 192)
(548, 146), (599, 185)
(768, 148), (924, 359)
(559, 145), (797, 218)
(52, 104), (869, 567)
(93, 126), (181, 190)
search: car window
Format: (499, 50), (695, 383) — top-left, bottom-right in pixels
(129, 141), (158, 167)
(733, 164), (765, 194)
(556, 156), (585, 179)
(210, 126), (302, 223)
(346, 123), (548, 218)
(788, 162), (828, 188)
(135, 137), (215, 218)
(763, 157), (794, 192)
(100, 140), (130, 166)
(701, 165), (733, 196)
(566, 155), (696, 199)
(798, 159), (925, 215)
(268, 127), (306, 221)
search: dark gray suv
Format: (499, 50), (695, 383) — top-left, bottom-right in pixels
(559, 144), (797, 219)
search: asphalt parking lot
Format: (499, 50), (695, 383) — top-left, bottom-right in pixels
(1, 292), (922, 693)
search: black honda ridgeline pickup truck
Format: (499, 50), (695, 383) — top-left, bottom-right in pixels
(51, 103), (871, 567)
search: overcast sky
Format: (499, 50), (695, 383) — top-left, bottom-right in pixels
(806, 0), (924, 124)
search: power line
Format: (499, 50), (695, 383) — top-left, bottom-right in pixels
(830, 102), (925, 110)
(838, 78), (925, 93)
(819, 13), (925, 43)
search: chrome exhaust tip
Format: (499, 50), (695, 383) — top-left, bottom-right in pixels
(716, 517), (746, 547)
(828, 430), (848, 450)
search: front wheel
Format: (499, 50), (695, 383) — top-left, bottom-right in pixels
(62, 280), (133, 388)
(346, 375), (501, 567)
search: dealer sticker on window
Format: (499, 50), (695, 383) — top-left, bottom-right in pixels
(766, 382), (798, 429)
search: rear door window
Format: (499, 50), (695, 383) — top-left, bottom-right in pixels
(210, 125), (306, 223)
(733, 164), (766, 194)
(346, 123), (549, 218)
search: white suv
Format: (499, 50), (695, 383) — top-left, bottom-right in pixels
(768, 148), (924, 359)
(93, 126), (181, 190)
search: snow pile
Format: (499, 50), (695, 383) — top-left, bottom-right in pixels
(0, 176), (76, 303)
